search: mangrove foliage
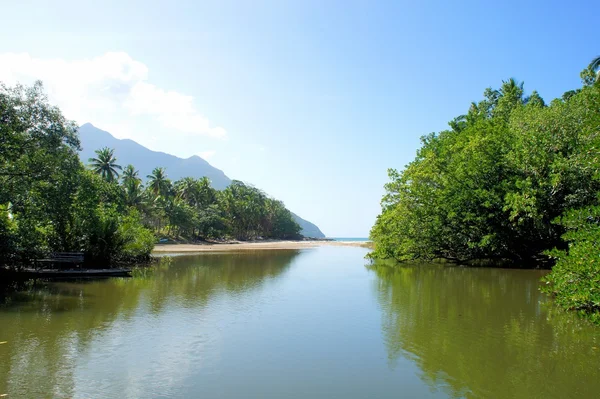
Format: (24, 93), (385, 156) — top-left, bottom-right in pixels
(370, 61), (600, 322)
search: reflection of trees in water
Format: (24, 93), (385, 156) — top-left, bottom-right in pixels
(368, 262), (600, 399)
(144, 251), (300, 312)
(0, 250), (301, 397)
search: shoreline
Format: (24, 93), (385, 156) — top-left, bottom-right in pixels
(152, 240), (372, 253)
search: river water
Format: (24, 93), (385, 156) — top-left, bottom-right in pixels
(1, 247), (599, 398)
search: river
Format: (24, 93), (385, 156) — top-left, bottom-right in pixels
(1, 246), (599, 398)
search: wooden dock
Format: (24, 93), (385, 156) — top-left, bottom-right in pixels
(1, 268), (132, 279)
(35, 252), (85, 267)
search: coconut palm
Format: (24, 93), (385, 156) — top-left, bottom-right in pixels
(119, 164), (144, 209)
(125, 180), (145, 209)
(88, 147), (122, 182)
(174, 177), (199, 205)
(499, 78), (524, 100)
(197, 177), (217, 207)
(146, 167), (171, 199)
(121, 164), (141, 186)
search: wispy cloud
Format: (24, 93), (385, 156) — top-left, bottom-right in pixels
(0, 52), (227, 139)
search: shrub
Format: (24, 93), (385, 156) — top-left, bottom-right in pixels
(119, 210), (155, 262)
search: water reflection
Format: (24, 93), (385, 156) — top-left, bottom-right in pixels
(369, 262), (600, 399)
(0, 250), (301, 398)
(3, 249), (600, 399)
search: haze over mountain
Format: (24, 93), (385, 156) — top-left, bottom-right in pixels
(78, 123), (325, 238)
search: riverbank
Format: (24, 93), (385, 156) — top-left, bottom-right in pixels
(152, 240), (372, 253)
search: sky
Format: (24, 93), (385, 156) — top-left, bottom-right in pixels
(0, 0), (598, 237)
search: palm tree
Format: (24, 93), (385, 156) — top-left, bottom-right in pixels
(175, 177), (199, 205)
(124, 179), (145, 208)
(499, 78), (524, 100)
(119, 164), (145, 209)
(89, 147), (122, 182)
(146, 167), (171, 198)
(197, 177), (216, 207)
(121, 164), (140, 186)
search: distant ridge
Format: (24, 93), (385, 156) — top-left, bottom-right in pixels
(78, 123), (325, 238)
(289, 212), (325, 239)
(78, 123), (231, 189)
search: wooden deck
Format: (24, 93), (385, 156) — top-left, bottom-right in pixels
(2, 268), (132, 279)
(36, 252), (85, 267)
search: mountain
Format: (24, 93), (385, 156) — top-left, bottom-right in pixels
(78, 123), (326, 238)
(289, 212), (325, 239)
(78, 123), (231, 190)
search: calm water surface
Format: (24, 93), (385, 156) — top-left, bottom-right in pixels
(1, 247), (599, 398)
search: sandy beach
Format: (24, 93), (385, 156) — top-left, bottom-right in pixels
(152, 240), (371, 253)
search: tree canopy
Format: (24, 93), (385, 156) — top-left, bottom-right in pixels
(369, 65), (600, 322)
(0, 81), (301, 270)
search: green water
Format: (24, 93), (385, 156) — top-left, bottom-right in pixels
(1, 247), (599, 398)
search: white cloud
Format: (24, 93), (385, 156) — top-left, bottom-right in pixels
(0, 52), (227, 139)
(198, 150), (216, 159)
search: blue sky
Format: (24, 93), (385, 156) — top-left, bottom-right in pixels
(0, 0), (598, 236)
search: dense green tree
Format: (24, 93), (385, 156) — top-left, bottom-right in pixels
(542, 205), (600, 323)
(263, 199), (301, 239)
(196, 204), (228, 238)
(220, 181), (266, 240)
(370, 70), (600, 264)
(0, 82), (154, 268)
(69, 169), (153, 264)
(369, 64), (600, 322)
(214, 181), (299, 240)
(0, 81), (81, 263)
(167, 199), (198, 236)
(0, 80), (303, 270)
(525, 90), (545, 108)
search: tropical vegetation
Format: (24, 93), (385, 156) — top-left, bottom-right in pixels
(0, 81), (301, 270)
(370, 59), (600, 322)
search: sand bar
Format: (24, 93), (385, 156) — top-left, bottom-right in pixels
(153, 240), (371, 253)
